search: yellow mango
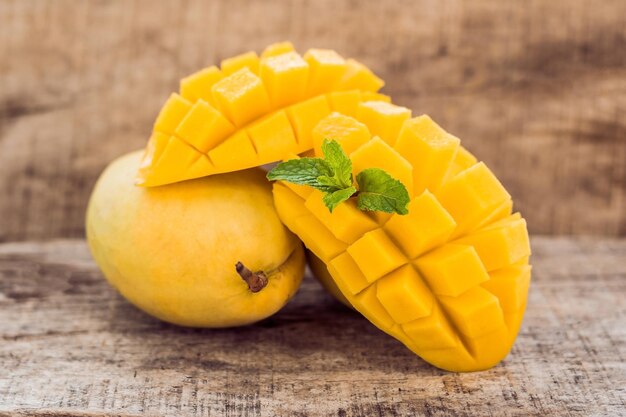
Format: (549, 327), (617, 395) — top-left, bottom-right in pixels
(221, 51), (260, 75)
(326, 91), (362, 117)
(307, 250), (352, 308)
(350, 137), (414, 197)
(153, 93), (193, 135)
(286, 95), (331, 152)
(271, 111), (531, 372)
(138, 44), (385, 186)
(394, 115), (460, 195)
(260, 51), (309, 108)
(180, 66), (223, 105)
(87, 151), (305, 328)
(346, 229), (407, 283)
(436, 162), (511, 236)
(383, 190), (456, 259)
(247, 110), (298, 161)
(356, 101), (411, 145)
(211, 68), (271, 127)
(312, 112), (371, 156)
(174, 100), (235, 153)
(338, 59), (385, 92)
(261, 41), (295, 58)
(304, 48), (347, 95)
(305, 189), (379, 243)
(376, 265), (433, 324)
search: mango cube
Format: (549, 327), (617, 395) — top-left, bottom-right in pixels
(304, 190), (378, 243)
(261, 41), (295, 58)
(356, 101), (411, 146)
(174, 100), (235, 153)
(443, 146), (478, 183)
(376, 265), (433, 324)
(337, 58), (385, 92)
(439, 287), (505, 338)
(347, 229), (407, 283)
(415, 244), (489, 297)
(436, 162), (511, 235)
(352, 284), (395, 330)
(221, 51), (260, 75)
(402, 304), (459, 351)
(456, 218), (531, 271)
(291, 215), (347, 262)
(312, 112), (371, 157)
(272, 184), (311, 221)
(247, 111), (298, 161)
(328, 252), (370, 295)
(350, 137), (414, 197)
(153, 136), (199, 175)
(180, 66), (223, 104)
(211, 68), (271, 127)
(260, 51), (309, 108)
(482, 265), (531, 313)
(286, 95), (331, 152)
(208, 130), (257, 169)
(394, 115), (461, 194)
(153, 93), (193, 135)
(326, 90), (362, 117)
(304, 49), (347, 95)
(384, 191), (456, 259)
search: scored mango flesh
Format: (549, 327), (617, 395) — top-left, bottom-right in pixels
(137, 42), (387, 186)
(272, 108), (531, 372)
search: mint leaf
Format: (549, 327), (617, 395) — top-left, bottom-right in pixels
(267, 158), (335, 192)
(356, 168), (410, 215)
(323, 186), (357, 212)
(267, 140), (411, 215)
(319, 139), (352, 189)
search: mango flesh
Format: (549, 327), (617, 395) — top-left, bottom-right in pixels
(87, 151), (305, 327)
(272, 110), (531, 372)
(137, 42), (387, 187)
(306, 250), (351, 309)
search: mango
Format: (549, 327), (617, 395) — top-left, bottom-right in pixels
(137, 42), (385, 186)
(87, 151), (305, 327)
(271, 110), (531, 372)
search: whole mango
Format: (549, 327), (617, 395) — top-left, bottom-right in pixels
(87, 151), (304, 327)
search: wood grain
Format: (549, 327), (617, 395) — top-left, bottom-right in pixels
(0, 237), (624, 416)
(0, 0), (625, 241)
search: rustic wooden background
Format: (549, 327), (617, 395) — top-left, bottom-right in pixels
(0, 0), (624, 241)
(1, 237), (625, 416)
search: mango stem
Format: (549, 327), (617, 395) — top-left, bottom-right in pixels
(235, 262), (268, 293)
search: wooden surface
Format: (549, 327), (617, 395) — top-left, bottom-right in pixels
(0, 237), (624, 416)
(1, 0), (625, 241)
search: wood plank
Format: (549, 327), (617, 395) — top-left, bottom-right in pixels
(0, 237), (624, 416)
(0, 0), (625, 241)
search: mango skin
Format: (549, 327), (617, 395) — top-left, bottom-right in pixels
(86, 151), (304, 327)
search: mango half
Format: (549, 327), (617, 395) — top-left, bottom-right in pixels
(272, 109), (531, 372)
(87, 151), (305, 327)
(137, 42), (388, 186)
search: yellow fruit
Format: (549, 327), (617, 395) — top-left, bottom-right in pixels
(87, 151), (305, 327)
(306, 250), (351, 308)
(271, 110), (531, 372)
(137, 42), (385, 187)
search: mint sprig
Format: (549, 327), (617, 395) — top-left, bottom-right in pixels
(267, 139), (410, 214)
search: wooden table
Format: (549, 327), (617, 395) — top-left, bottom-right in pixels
(1, 237), (624, 416)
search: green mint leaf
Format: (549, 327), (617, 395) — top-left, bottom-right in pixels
(322, 186), (357, 212)
(356, 168), (410, 215)
(320, 139), (353, 189)
(267, 158), (335, 192)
